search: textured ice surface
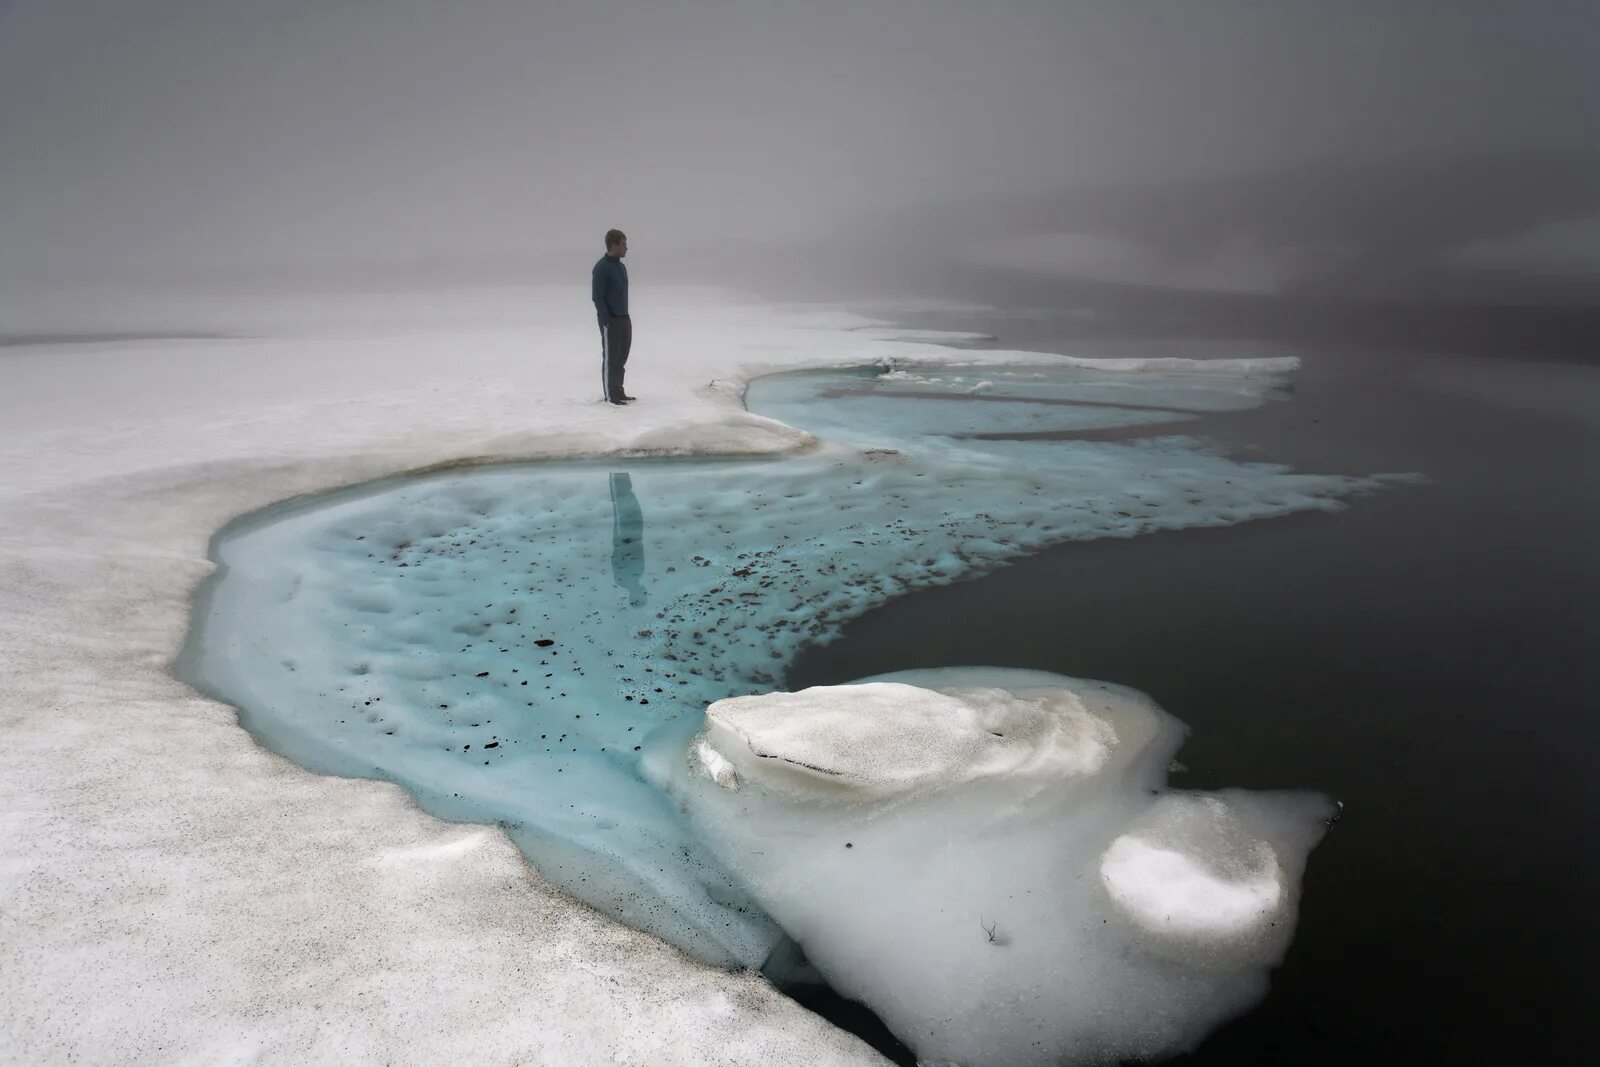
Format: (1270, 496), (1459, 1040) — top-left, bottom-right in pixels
(697, 681), (1119, 797)
(677, 669), (1333, 1066)
(184, 362), (1372, 983)
(746, 364), (1295, 451)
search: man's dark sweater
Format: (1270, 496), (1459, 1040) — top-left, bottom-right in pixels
(593, 252), (632, 402)
(592, 255), (629, 321)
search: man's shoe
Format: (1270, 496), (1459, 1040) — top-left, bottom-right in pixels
(607, 398), (629, 406)
(619, 394), (637, 402)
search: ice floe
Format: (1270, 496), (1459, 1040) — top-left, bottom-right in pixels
(677, 669), (1333, 1067)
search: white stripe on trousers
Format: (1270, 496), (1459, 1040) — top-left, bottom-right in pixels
(600, 320), (611, 402)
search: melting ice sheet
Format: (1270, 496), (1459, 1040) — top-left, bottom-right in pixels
(183, 362), (1379, 1063)
(676, 669), (1334, 1067)
(744, 363), (1294, 451)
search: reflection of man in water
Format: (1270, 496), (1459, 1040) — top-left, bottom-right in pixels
(609, 472), (646, 606)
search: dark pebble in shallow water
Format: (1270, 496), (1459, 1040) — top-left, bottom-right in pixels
(535, 639), (555, 647)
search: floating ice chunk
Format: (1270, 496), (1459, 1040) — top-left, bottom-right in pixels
(676, 668), (1333, 1067)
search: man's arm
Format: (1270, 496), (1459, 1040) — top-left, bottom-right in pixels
(592, 263), (612, 319)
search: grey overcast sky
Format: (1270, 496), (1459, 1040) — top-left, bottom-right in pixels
(2, 0), (1596, 279)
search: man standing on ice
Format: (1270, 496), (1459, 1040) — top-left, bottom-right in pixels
(592, 229), (633, 405)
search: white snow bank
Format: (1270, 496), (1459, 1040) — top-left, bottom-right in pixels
(0, 284), (951, 1066)
(677, 669), (1332, 1067)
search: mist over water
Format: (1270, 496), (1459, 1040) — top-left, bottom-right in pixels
(3, 1), (1599, 301)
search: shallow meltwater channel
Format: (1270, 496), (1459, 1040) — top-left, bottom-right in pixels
(181, 360), (1396, 1066)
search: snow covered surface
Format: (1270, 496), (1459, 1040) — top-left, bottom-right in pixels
(0, 285), (940, 1065)
(2, 284), (1363, 1062)
(677, 669), (1332, 1066)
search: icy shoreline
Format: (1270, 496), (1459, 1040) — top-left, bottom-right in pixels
(0, 286), (914, 1065)
(0, 285), (1321, 1064)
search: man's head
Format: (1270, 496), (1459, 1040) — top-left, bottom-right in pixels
(605, 229), (628, 258)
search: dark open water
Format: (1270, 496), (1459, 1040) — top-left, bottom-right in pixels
(788, 301), (1600, 1064)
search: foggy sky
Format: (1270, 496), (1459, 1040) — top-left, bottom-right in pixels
(2, 0), (1596, 282)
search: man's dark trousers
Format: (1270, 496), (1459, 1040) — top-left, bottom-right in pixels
(600, 314), (632, 402)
